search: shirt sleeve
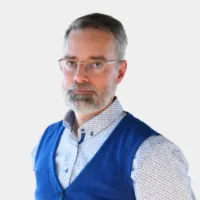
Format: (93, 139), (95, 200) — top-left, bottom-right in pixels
(30, 134), (43, 171)
(131, 135), (196, 200)
(31, 144), (39, 171)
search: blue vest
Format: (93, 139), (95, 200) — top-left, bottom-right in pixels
(34, 112), (160, 200)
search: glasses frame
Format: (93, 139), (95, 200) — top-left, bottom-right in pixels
(58, 58), (121, 76)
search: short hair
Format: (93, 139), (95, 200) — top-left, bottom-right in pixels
(64, 13), (128, 60)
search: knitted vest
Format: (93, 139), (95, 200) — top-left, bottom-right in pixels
(34, 112), (160, 200)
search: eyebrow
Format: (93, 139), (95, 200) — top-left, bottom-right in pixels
(63, 55), (107, 61)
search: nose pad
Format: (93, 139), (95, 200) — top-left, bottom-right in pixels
(75, 63), (87, 75)
(73, 63), (88, 83)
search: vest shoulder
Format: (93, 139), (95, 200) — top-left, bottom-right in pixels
(125, 112), (160, 137)
(46, 120), (64, 131)
(34, 120), (64, 163)
(37, 120), (64, 145)
(42, 120), (64, 137)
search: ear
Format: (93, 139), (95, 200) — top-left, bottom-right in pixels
(117, 60), (127, 84)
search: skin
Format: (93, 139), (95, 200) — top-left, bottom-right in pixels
(62, 28), (127, 134)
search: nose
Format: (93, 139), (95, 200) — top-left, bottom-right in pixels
(73, 63), (89, 83)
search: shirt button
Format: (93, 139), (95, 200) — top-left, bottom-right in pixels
(90, 131), (94, 136)
(59, 192), (64, 198)
(65, 168), (68, 173)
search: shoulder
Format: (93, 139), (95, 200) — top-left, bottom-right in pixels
(44, 120), (64, 133)
(125, 113), (160, 136)
(39, 120), (64, 140)
(134, 135), (188, 170)
(133, 135), (188, 169)
(30, 120), (64, 169)
(132, 135), (194, 198)
(131, 135), (195, 199)
(36, 120), (65, 148)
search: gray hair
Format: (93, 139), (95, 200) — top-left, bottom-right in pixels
(64, 13), (128, 60)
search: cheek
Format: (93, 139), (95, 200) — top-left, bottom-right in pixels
(106, 70), (118, 84)
(94, 75), (117, 90)
(62, 75), (73, 87)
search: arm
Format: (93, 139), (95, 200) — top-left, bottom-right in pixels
(31, 143), (39, 171)
(131, 135), (196, 200)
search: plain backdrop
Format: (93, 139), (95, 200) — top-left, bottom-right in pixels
(0, 0), (199, 199)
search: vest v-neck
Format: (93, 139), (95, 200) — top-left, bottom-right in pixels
(50, 113), (130, 192)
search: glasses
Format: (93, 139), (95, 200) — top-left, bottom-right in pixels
(58, 58), (120, 76)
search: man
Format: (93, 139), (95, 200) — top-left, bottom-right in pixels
(32, 13), (196, 199)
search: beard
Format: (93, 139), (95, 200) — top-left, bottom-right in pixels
(62, 81), (117, 115)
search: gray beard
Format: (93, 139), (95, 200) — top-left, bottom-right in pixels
(62, 82), (117, 115)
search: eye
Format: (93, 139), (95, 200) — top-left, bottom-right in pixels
(66, 60), (77, 68)
(90, 61), (103, 68)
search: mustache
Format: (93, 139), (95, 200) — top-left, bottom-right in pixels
(67, 83), (97, 91)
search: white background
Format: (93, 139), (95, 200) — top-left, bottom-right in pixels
(0, 0), (199, 199)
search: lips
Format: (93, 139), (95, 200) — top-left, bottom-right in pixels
(73, 89), (93, 94)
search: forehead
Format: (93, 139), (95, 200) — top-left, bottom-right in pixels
(64, 29), (117, 59)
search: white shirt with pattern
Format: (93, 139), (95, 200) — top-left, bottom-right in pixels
(31, 98), (196, 200)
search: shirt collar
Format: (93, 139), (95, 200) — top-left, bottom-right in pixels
(63, 97), (124, 137)
(63, 110), (75, 132)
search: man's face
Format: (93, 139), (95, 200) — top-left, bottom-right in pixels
(62, 28), (126, 115)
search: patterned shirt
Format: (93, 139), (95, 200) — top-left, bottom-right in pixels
(31, 98), (196, 200)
